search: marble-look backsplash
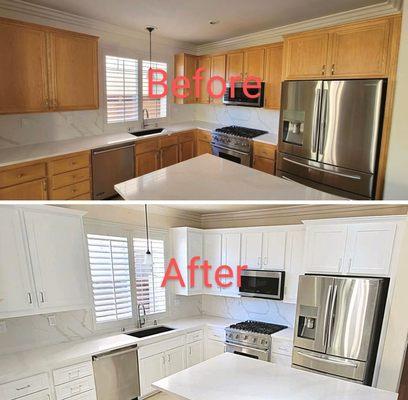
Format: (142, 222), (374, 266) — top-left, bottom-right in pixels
(202, 295), (296, 328)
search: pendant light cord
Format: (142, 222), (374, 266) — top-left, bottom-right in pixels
(145, 204), (150, 253)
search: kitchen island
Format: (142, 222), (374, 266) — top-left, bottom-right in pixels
(115, 154), (340, 200)
(153, 353), (397, 400)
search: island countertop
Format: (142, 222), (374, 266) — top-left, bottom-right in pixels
(153, 353), (397, 400)
(114, 154), (341, 200)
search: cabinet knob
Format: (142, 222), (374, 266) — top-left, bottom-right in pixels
(321, 65), (326, 75)
(331, 64), (335, 75)
(17, 173), (24, 179)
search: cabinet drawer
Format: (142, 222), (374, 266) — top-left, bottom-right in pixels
(196, 129), (211, 142)
(138, 335), (185, 359)
(72, 192), (92, 200)
(0, 179), (47, 200)
(51, 167), (90, 189)
(69, 390), (96, 400)
(186, 330), (204, 343)
(178, 130), (195, 143)
(206, 326), (225, 342)
(0, 163), (46, 188)
(160, 135), (178, 147)
(53, 361), (93, 386)
(272, 339), (293, 356)
(50, 180), (90, 200)
(136, 139), (159, 154)
(55, 376), (95, 400)
(253, 142), (276, 159)
(49, 153), (90, 175)
(0, 373), (49, 400)
(16, 389), (51, 400)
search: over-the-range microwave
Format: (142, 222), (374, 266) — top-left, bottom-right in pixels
(223, 82), (265, 107)
(239, 270), (285, 300)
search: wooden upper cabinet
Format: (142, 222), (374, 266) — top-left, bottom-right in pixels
(197, 56), (211, 104)
(0, 19), (50, 114)
(329, 19), (391, 78)
(174, 53), (197, 104)
(264, 44), (283, 109)
(226, 52), (244, 80)
(210, 54), (226, 104)
(244, 48), (265, 80)
(283, 32), (329, 79)
(49, 31), (99, 110)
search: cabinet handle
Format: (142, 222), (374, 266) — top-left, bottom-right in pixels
(40, 291), (45, 303)
(162, 355), (165, 366)
(44, 99), (49, 108)
(27, 292), (32, 304)
(331, 64), (335, 75)
(42, 180), (48, 193)
(348, 258), (352, 270)
(168, 354), (171, 363)
(264, 257), (268, 266)
(321, 65), (326, 75)
(16, 384), (31, 391)
(338, 258), (342, 270)
(189, 347), (192, 356)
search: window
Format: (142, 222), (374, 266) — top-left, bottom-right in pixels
(142, 60), (168, 119)
(134, 238), (167, 315)
(87, 234), (133, 323)
(105, 55), (138, 124)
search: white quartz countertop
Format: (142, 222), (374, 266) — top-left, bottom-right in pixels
(0, 316), (235, 385)
(154, 353), (397, 400)
(115, 154), (341, 200)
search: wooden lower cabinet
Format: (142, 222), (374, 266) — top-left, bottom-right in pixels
(252, 142), (277, 175)
(0, 179), (47, 200)
(160, 135), (179, 168)
(196, 129), (212, 156)
(253, 156), (276, 175)
(179, 131), (195, 162)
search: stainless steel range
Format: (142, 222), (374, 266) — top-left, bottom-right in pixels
(212, 126), (268, 167)
(225, 320), (287, 361)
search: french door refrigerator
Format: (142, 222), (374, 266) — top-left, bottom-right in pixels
(277, 80), (386, 199)
(293, 275), (389, 385)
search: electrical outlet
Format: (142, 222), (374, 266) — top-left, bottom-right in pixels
(47, 315), (57, 327)
(0, 321), (6, 334)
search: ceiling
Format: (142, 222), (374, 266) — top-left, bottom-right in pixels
(23, 0), (385, 44)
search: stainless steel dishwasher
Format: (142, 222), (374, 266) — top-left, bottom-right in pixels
(92, 345), (140, 400)
(92, 143), (135, 200)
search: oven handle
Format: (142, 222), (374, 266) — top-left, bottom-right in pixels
(226, 343), (269, 357)
(212, 144), (250, 156)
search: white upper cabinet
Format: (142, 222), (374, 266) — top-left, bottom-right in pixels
(0, 207), (35, 318)
(262, 231), (287, 270)
(203, 233), (222, 295)
(241, 232), (263, 269)
(23, 208), (90, 312)
(221, 233), (241, 296)
(345, 222), (397, 276)
(304, 224), (348, 274)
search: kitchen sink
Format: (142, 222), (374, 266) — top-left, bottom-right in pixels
(130, 128), (165, 137)
(126, 326), (174, 338)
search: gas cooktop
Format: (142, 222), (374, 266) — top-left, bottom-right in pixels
(214, 125), (268, 139)
(228, 320), (288, 335)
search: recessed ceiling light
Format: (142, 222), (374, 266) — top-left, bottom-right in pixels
(209, 20), (220, 25)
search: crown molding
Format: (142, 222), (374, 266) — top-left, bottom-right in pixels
(196, 0), (402, 55)
(0, 0), (197, 53)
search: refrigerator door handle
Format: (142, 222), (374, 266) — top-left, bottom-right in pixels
(319, 87), (329, 156)
(282, 157), (362, 180)
(323, 284), (333, 349)
(327, 285), (338, 348)
(312, 87), (322, 154)
(297, 351), (359, 368)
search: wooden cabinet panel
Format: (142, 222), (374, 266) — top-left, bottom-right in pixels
(135, 138), (159, 155)
(210, 54), (226, 104)
(50, 31), (99, 110)
(283, 32), (329, 79)
(174, 53), (197, 104)
(329, 19), (391, 77)
(49, 152), (90, 175)
(244, 48), (265, 80)
(253, 142), (276, 159)
(0, 179), (47, 200)
(179, 139), (195, 162)
(136, 150), (159, 176)
(50, 180), (90, 200)
(196, 140), (212, 156)
(197, 56), (211, 104)
(0, 19), (49, 114)
(253, 156), (275, 175)
(161, 144), (179, 168)
(264, 44), (283, 109)
(226, 52), (244, 80)
(51, 167), (90, 190)
(0, 163), (46, 188)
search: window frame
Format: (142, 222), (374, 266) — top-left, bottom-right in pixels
(84, 220), (169, 331)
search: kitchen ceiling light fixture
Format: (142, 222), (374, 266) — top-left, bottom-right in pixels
(143, 204), (154, 268)
(145, 26), (156, 68)
(209, 20), (220, 25)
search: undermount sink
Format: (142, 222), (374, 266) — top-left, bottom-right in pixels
(126, 326), (174, 338)
(130, 128), (165, 137)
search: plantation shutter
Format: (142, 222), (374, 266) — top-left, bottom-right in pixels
(87, 234), (133, 323)
(106, 55), (138, 124)
(142, 60), (167, 119)
(134, 237), (167, 315)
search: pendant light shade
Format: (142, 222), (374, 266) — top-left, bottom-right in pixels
(143, 204), (154, 268)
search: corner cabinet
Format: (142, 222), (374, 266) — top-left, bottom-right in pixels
(0, 17), (99, 115)
(0, 206), (90, 319)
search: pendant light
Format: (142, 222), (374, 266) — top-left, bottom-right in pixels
(143, 204), (154, 268)
(146, 26), (156, 70)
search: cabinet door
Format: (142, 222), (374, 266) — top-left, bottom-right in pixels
(283, 32), (329, 79)
(329, 19), (390, 78)
(253, 156), (275, 175)
(23, 210), (90, 311)
(205, 339), (225, 360)
(210, 54), (226, 105)
(244, 48), (265, 80)
(241, 232), (263, 269)
(345, 223), (396, 276)
(166, 346), (186, 376)
(188, 231), (203, 294)
(179, 139), (195, 162)
(304, 225), (348, 274)
(0, 179), (48, 200)
(187, 341), (204, 368)
(196, 139), (212, 156)
(139, 353), (166, 397)
(262, 231), (287, 270)
(50, 32), (98, 110)
(136, 151), (159, 176)
(222, 233), (241, 295)
(0, 207), (35, 318)
(161, 144), (179, 168)
(203, 233), (222, 294)
(197, 56), (211, 104)
(264, 44), (283, 109)
(0, 20), (50, 114)
(226, 52), (244, 80)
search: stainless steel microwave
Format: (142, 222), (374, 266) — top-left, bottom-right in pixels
(239, 270), (285, 300)
(223, 82), (265, 107)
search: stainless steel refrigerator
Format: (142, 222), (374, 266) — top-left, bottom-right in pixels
(292, 275), (389, 385)
(277, 80), (386, 199)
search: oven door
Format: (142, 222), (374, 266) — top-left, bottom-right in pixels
(240, 270), (285, 300)
(226, 343), (269, 361)
(212, 144), (251, 166)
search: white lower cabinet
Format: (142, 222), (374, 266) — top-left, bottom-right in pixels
(139, 352), (167, 397)
(0, 373), (50, 400)
(186, 341), (204, 367)
(205, 339), (226, 360)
